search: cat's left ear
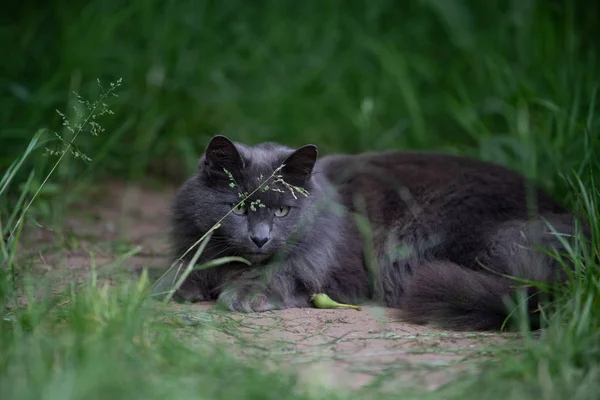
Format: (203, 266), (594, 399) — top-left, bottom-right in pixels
(281, 145), (318, 185)
(202, 135), (244, 173)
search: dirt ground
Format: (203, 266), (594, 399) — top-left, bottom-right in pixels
(27, 181), (517, 392)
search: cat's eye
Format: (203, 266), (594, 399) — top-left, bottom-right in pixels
(232, 204), (247, 215)
(274, 206), (290, 217)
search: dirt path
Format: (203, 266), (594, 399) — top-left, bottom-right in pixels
(28, 181), (515, 392)
(173, 302), (511, 393)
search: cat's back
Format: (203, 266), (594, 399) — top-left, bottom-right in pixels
(314, 149), (565, 218)
(317, 150), (525, 189)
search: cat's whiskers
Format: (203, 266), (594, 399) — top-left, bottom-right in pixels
(206, 244), (238, 258)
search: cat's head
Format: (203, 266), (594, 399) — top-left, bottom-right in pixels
(185, 135), (319, 264)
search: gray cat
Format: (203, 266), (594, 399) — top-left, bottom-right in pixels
(168, 135), (581, 331)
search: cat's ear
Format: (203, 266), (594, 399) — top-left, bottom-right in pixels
(281, 144), (318, 185)
(202, 135), (244, 174)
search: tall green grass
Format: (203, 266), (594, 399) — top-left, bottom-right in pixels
(1, 0), (599, 399)
(3, 1), (598, 186)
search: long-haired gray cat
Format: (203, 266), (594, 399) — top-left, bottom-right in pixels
(168, 135), (582, 331)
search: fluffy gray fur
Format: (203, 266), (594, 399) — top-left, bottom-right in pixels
(168, 135), (582, 331)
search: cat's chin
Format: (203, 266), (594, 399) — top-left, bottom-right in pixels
(241, 252), (274, 265)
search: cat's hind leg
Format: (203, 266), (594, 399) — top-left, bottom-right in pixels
(397, 213), (581, 331)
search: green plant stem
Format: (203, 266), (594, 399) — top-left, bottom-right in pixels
(8, 85), (119, 240)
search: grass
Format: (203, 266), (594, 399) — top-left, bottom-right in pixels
(1, 0), (600, 399)
(0, 273), (321, 400)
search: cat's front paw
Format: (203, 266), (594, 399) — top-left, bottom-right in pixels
(172, 278), (212, 303)
(217, 286), (283, 313)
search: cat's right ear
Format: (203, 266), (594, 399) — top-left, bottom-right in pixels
(281, 144), (318, 185)
(201, 135), (244, 176)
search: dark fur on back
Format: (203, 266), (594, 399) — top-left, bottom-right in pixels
(168, 136), (581, 331)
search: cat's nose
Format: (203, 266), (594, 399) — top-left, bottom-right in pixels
(251, 235), (269, 249)
(250, 223), (271, 249)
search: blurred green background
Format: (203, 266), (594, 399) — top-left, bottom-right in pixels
(1, 4), (600, 398)
(2, 0), (599, 195)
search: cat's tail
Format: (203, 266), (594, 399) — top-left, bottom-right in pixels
(399, 215), (583, 331)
